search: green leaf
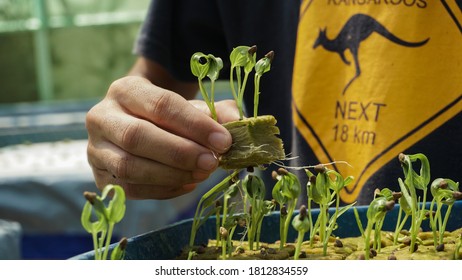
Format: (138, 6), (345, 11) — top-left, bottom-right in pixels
(376, 187), (394, 201)
(326, 169), (345, 193)
(230, 46), (251, 68)
(190, 52), (210, 79)
(244, 46), (257, 74)
(398, 178), (412, 215)
(292, 213), (310, 232)
(431, 178), (460, 205)
(243, 174), (265, 199)
(401, 153), (430, 191)
(343, 175), (354, 187)
(366, 196), (388, 223)
(272, 179), (286, 205)
(255, 51), (273, 77)
(313, 172), (330, 205)
(292, 206), (310, 232)
(206, 54), (223, 81)
(80, 201), (107, 234)
(101, 184), (126, 224)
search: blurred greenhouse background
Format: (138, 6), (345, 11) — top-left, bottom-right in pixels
(0, 0), (232, 260)
(0, 0), (149, 103)
(0, 0), (227, 260)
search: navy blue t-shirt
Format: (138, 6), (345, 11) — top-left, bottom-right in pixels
(134, 0), (461, 205)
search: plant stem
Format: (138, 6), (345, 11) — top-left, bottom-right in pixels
(189, 170), (239, 251)
(393, 212), (409, 245)
(294, 230), (306, 260)
(318, 204), (326, 244)
(256, 217), (263, 250)
(92, 231), (101, 260)
(353, 207), (364, 237)
(440, 204), (453, 244)
(102, 222), (115, 260)
(279, 213), (285, 250)
(198, 79), (217, 121)
(324, 192), (341, 255)
(229, 67), (238, 102)
(364, 222), (373, 260)
(215, 210), (221, 247)
(238, 71), (250, 119)
(227, 225), (237, 258)
(221, 237), (227, 260)
(283, 199), (298, 247)
(253, 75), (260, 118)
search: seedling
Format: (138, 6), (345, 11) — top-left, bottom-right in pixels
(305, 165), (355, 255)
(291, 205), (309, 260)
(253, 50), (273, 118)
(190, 52), (223, 121)
(243, 173), (274, 250)
(229, 45), (256, 120)
(428, 178), (461, 249)
(271, 168), (301, 249)
(455, 233), (462, 259)
(191, 46), (285, 170)
(188, 170), (239, 259)
(359, 188), (395, 259)
(396, 153), (431, 253)
(81, 184), (127, 260)
(219, 180), (241, 259)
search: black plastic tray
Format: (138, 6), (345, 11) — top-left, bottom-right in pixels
(72, 201), (462, 260)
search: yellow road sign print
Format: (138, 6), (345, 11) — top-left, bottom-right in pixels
(293, 0), (462, 203)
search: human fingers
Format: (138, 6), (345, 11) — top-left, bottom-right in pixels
(109, 76), (233, 154)
(85, 76), (225, 195)
(87, 139), (209, 199)
(88, 107), (219, 173)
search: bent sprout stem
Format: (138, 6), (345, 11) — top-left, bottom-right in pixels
(429, 178), (461, 248)
(188, 169), (240, 256)
(398, 153), (431, 253)
(271, 168), (301, 249)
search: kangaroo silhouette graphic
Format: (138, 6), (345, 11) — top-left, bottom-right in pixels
(313, 14), (430, 95)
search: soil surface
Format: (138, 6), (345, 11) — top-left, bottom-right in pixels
(179, 228), (462, 260)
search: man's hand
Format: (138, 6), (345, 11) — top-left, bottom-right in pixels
(86, 76), (238, 199)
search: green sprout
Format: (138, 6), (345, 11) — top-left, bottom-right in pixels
(271, 168), (301, 250)
(428, 178), (461, 250)
(190, 52), (223, 121)
(81, 184), (127, 260)
(188, 170), (240, 260)
(291, 205), (310, 260)
(305, 165), (355, 255)
(360, 188), (395, 259)
(243, 174), (275, 250)
(229, 45), (257, 120)
(253, 51), (273, 118)
(214, 200), (222, 247)
(219, 180), (241, 259)
(396, 153), (431, 253)
(455, 233), (462, 259)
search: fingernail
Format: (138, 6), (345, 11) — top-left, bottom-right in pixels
(208, 132), (231, 153)
(197, 153), (218, 171)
